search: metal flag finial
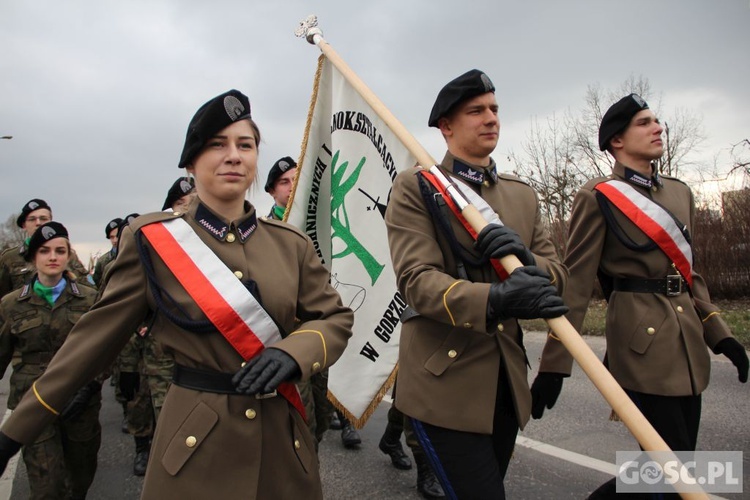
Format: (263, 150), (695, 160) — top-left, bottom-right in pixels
(295, 14), (323, 44)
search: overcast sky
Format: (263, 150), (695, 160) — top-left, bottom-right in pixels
(1, 1), (748, 263)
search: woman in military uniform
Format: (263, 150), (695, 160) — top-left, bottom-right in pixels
(0, 222), (101, 500)
(0, 89), (353, 499)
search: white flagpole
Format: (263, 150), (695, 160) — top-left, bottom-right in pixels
(295, 16), (706, 499)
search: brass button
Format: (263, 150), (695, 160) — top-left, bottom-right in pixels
(245, 409), (257, 420)
(173, 211), (181, 216)
(312, 362), (321, 372)
(294, 439), (301, 449)
(234, 270), (243, 279)
(676, 306), (684, 313)
(483, 180), (490, 188)
(651, 186), (658, 192)
(241, 361), (247, 368)
(463, 322), (472, 329)
(186, 436), (197, 448)
(448, 349), (457, 358)
(226, 233), (236, 243)
(647, 327), (655, 335)
(497, 323), (504, 332)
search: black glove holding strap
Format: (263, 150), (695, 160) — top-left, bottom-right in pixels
(475, 224), (535, 266)
(232, 348), (301, 395)
(118, 371), (140, 401)
(0, 431), (21, 476)
(713, 338), (748, 383)
(60, 381), (101, 421)
(530, 372), (565, 419)
(487, 267), (568, 321)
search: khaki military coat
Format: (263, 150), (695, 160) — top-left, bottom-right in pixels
(1, 198), (353, 500)
(385, 152), (567, 434)
(540, 162), (733, 396)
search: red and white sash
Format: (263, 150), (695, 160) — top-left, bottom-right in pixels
(141, 218), (305, 417)
(419, 169), (510, 280)
(595, 180), (693, 288)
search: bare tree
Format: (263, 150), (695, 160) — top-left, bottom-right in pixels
(0, 214), (25, 252)
(510, 113), (583, 256)
(729, 138), (750, 175)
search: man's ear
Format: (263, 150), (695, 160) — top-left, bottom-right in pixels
(609, 134), (624, 152)
(438, 117), (453, 138)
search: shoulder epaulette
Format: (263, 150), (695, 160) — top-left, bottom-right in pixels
(129, 211), (185, 233)
(496, 172), (530, 186)
(258, 217), (308, 241)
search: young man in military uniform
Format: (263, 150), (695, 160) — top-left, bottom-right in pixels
(264, 156), (297, 221)
(536, 94), (749, 498)
(385, 69), (568, 498)
(0, 199), (90, 297)
(92, 218), (122, 288)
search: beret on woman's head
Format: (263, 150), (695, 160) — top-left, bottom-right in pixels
(178, 90), (252, 169)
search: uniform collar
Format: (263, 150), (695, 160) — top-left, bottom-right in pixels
(613, 161), (662, 190)
(18, 274), (83, 301)
(442, 152), (498, 186)
(192, 198), (258, 243)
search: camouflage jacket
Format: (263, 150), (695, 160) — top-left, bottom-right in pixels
(92, 249), (116, 289)
(0, 276), (97, 408)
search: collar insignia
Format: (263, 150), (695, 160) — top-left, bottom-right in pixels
(195, 203), (229, 241)
(453, 161), (485, 185)
(624, 167), (652, 189)
(237, 212), (258, 243)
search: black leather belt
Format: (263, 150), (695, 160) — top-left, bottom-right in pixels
(612, 275), (688, 297)
(172, 364), (278, 399)
(173, 364), (238, 395)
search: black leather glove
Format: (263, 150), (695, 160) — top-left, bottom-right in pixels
(714, 338), (748, 383)
(60, 382), (100, 421)
(530, 372), (565, 419)
(487, 267), (568, 321)
(118, 371), (140, 401)
(476, 224), (535, 266)
(232, 348), (301, 395)
(0, 431), (21, 476)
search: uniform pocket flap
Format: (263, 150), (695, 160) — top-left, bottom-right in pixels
(10, 315), (43, 334)
(161, 401), (218, 476)
(629, 309), (668, 354)
(424, 328), (472, 376)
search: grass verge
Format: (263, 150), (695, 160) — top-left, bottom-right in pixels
(520, 299), (750, 349)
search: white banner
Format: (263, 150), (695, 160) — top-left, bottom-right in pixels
(286, 55), (415, 426)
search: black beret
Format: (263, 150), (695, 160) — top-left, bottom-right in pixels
(105, 218), (123, 237)
(178, 90), (252, 168)
(428, 69), (496, 127)
(162, 177), (195, 210)
(264, 156), (297, 192)
(16, 198), (51, 227)
(116, 213), (141, 241)
(598, 93), (650, 151)
(24, 221), (68, 262)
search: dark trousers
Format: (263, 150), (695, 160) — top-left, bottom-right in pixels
(411, 375), (518, 500)
(588, 391), (702, 500)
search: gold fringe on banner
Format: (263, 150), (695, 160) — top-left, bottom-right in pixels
(329, 365), (399, 430)
(284, 54), (325, 223)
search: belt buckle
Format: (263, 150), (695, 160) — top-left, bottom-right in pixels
(666, 275), (682, 296)
(255, 390), (278, 400)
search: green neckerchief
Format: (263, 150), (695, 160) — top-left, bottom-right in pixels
(272, 205), (286, 220)
(33, 278), (67, 307)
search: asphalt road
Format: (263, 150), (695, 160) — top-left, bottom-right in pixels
(1, 331), (747, 499)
